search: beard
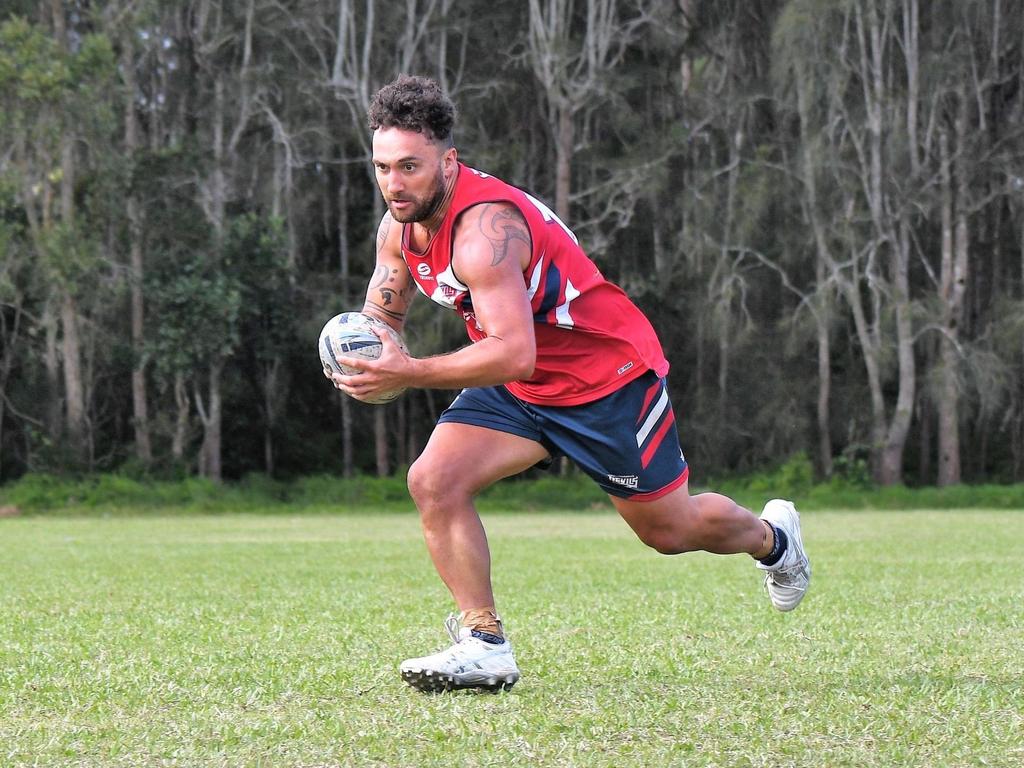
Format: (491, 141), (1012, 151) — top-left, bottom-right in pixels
(387, 166), (447, 224)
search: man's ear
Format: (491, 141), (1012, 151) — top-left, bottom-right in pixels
(443, 146), (458, 173)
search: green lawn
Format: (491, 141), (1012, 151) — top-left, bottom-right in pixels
(1, 509), (1021, 767)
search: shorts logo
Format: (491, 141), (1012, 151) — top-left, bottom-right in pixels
(607, 473), (639, 489)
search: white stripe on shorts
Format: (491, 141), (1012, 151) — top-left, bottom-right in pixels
(635, 387), (669, 447)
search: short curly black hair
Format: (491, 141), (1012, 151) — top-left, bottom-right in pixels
(367, 74), (456, 146)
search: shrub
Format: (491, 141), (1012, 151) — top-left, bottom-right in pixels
(1, 468), (1022, 515)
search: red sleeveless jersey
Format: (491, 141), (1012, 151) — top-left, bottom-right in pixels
(401, 163), (668, 405)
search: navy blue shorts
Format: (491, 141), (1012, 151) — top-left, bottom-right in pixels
(437, 370), (689, 500)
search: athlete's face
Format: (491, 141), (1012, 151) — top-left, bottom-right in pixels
(372, 128), (456, 224)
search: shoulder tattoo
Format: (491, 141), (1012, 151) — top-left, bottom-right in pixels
(477, 204), (530, 267)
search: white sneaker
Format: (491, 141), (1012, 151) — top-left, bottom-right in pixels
(756, 499), (811, 611)
(400, 615), (520, 693)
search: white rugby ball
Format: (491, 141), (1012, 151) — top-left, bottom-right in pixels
(319, 312), (408, 404)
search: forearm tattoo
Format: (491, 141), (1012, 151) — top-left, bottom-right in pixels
(368, 260), (412, 322)
(365, 299), (406, 322)
(479, 204), (530, 266)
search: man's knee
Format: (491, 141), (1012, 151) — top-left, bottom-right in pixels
(408, 453), (463, 512)
(407, 455), (437, 507)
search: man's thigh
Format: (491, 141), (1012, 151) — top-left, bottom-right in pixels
(423, 388), (551, 494)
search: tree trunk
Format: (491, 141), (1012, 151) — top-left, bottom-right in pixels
(396, 396), (408, 468)
(796, 66), (834, 477)
(261, 357), (286, 477)
(173, 371), (189, 462)
(554, 103), (572, 222)
(716, 124), (742, 452)
(196, 360), (224, 483)
(879, 220), (916, 486)
(918, 387), (932, 484)
(374, 406), (389, 477)
(902, 0), (920, 175)
(42, 300), (62, 440)
(198, 68), (227, 481)
(207, 361), (223, 482)
(815, 286), (833, 477)
(58, 103), (88, 462)
(340, 395), (354, 478)
(337, 161), (355, 475)
(937, 334), (961, 485)
(842, 273), (888, 476)
(855, 0), (915, 485)
(263, 365), (276, 478)
(264, 427), (274, 477)
(936, 98), (971, 486)
(407, 392), (421, 466)
(122, 35), (152, 465)
(60, 289), (86, 462)
(678, 0), (694, 96)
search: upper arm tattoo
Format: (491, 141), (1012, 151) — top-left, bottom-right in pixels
(376, 213), (392, 252)
(477, 204), (531, 267)
(365, 211), (414, 322)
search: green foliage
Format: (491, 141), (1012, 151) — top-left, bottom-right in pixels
(227, 213), (296, 364)
(477, 473), (610, 512)
(38, 220), (101, 290)
(146, 255), (243, 377)
(1, 0), (1024, 487)
(0, 472), (221, 511)
(738, 451), (815, 498)
(0, 17), (71, 107)
(4, 469), (1024, 515)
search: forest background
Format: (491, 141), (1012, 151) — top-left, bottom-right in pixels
(1, 0), (1023, 492)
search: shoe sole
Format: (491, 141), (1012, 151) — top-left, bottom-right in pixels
(401, 668), (519, 694)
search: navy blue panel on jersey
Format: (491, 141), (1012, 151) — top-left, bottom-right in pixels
(437, 371), (689, 500)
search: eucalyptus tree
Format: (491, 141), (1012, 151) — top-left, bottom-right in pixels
(0, 10), (117, 468)
(925, 0), (1022, 485)
(769, 0), (917, 484)
(181, 0), (274, 480)
(99, 3), (154, 468)
(522, 0), (656, 243)
(328, 0), (472, 476)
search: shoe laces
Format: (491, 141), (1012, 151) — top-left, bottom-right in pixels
(765, 561), (808, 587)
(444, 612), (463, 644)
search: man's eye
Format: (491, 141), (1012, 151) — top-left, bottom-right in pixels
(404, 164), (415, 172)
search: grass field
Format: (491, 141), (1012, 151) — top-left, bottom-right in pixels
(1, 508), (1021, 767)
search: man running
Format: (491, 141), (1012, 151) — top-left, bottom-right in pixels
(327, 74), (810, 693)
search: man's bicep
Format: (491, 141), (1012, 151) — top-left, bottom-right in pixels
(455, 209), (534, 339)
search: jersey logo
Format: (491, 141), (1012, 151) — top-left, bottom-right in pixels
(416, 263), (432, 278)
(607, 474), (639, 490)
(617, 361), (634, 375)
